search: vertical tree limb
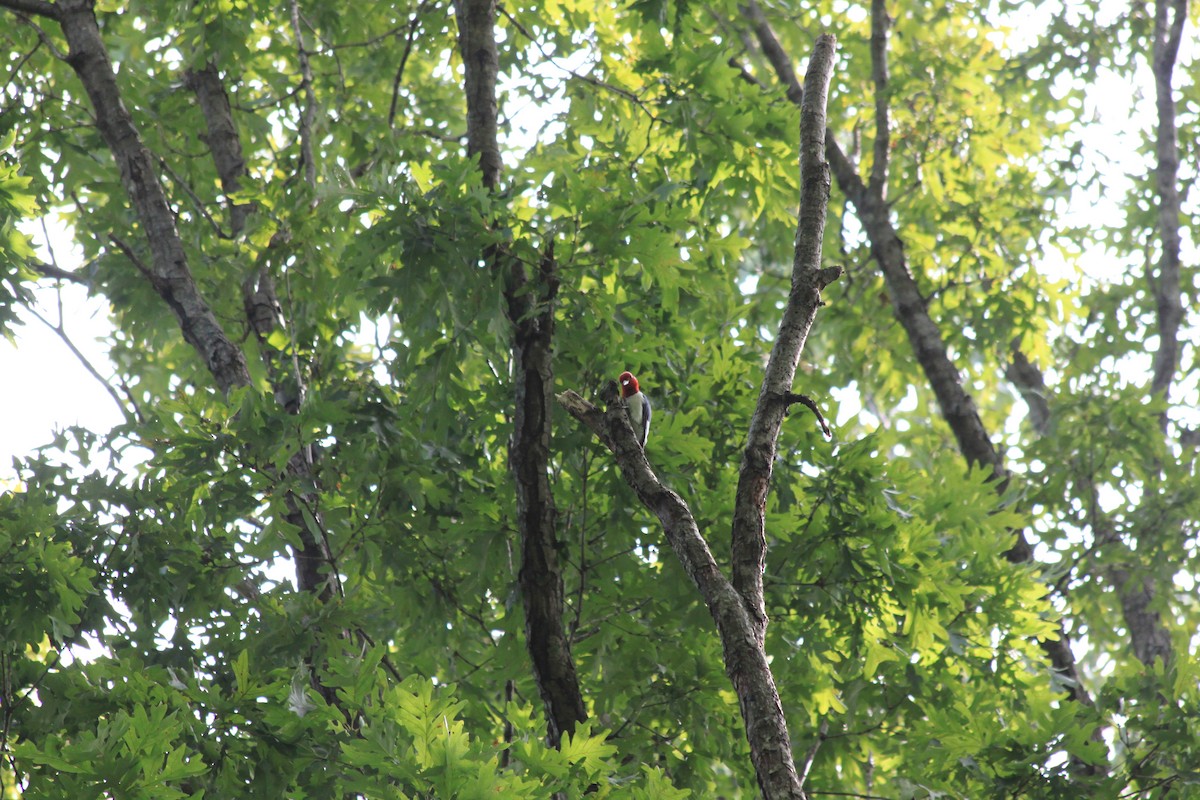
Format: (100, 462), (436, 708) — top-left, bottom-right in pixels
(454, 0), (502, 189)
(1148, 0), (1186, 405)
(738, 4), (1098, 711)
(1114, 0), (1188, 670)
(562, 34), (841, 800)
(186, 57), (336, 603)
(289, 0), (318, 188)
(867, 0), (890, 197)
(732, 33), (842, 624)
(454, 0), (586, 747)
(184, 63), (254, 237)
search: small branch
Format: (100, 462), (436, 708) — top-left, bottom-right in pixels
(741, 0), (804, 105)
(498, 4), (659, 122)
(107, 233), (153, 279)
(783, 392), (832, 438)
(156, 154), (229, 239)
(798, 718), (829, 789)
(26, 303), (136, 421)
(2, 40), (42, 96)
(29, 259), (88, 285)
(727, 56), (764, 88)
(0, 0), (57, 19)
(289, 0), (318, 188)
(387, 0), (432, 129)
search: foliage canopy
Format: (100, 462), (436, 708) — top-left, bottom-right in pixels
(0, 0), (1197, 797)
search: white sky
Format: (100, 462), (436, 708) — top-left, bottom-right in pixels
(0, 261), (122, 480)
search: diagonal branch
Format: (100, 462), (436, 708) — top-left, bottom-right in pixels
(738, 4), (1099, 713)
(559, 386), (805, 799)
(561, 34), (840, 800)
(29, 258), (88, 285)
(55, 1), (250, 394)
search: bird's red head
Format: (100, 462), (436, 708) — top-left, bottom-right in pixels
(618, 371), (640, 397)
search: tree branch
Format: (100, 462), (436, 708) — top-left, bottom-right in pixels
(1005, 346), (1051, 436)
(731, 33), (840, 626)
(29, 258), (88, 285)
(289, 0), (317, 188)
(783, 392), (833, 438)
(55, 1), (250, 394)
(559, 37), (839, 799)
(388, 0), (432, 130)
(738, 3), (1098, 716)
(454, 0), (502, 189)
(1148, 0), (1186, 406)
(559, 383), (809, 799)
(184, 62), (253, 237)
(0, 0), (57, 19)
(455, 0), (586, 748)
(867, 0), (890, 195)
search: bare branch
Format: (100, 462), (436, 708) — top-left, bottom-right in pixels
(0, 0), (57, 19)
(868, 0), (890, 195)
(56, 2), (250, 393)
(732, 34), (840, 621)
(783, 392), (833, 438)
(1148, 0), (1186, 405)
(388, 0), (433, 129)
(289, 0), (318, 188)
(798, 718), (829, 789)
(25, 303), (132, 421)
(29, 259), (88, 285)
(456, 0), (585, 748)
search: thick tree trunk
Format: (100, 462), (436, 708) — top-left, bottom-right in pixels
(454, 0), (587, 746)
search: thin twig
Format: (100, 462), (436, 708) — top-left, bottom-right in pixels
(289, 0), (318, 188)
(783, 392), (832, 438)
(388, 0), (433, 129)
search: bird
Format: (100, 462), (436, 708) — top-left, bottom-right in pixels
(618, 371), (652, 447)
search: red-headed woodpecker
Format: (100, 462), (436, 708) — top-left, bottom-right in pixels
(618, 371), (652, 447)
